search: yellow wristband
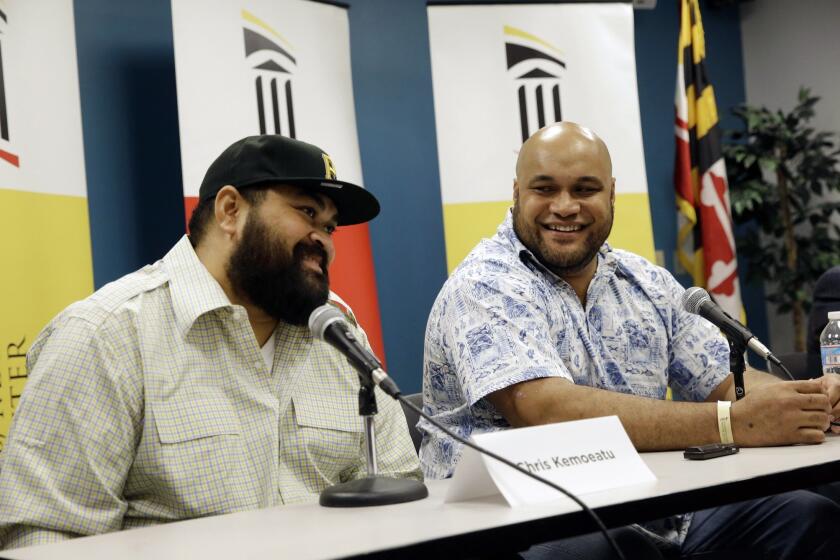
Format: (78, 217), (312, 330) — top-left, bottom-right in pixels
(717, 400), (734, 445)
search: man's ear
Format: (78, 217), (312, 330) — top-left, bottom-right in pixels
(513, 178), (519, 203)
(214, 185), (245, 239)
(610, 177), (616, 207)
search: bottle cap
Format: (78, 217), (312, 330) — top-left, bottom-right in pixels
(829, 311), (840, 320)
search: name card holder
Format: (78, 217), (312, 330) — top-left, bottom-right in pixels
(446, 416), (656, 507)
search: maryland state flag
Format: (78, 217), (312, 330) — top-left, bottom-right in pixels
(674, 0), (742, 320)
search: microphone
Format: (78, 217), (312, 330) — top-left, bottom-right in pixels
(308, 304), (401, 397)
(680, 287), (780, 365)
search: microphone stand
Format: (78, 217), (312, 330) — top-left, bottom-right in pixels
(319, 375), (428, 507)
(728, 338), (746, 400)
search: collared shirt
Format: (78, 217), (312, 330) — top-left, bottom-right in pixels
(0, 236), (421, 550)
(419, 212), (729, 546)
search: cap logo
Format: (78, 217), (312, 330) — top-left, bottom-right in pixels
(322, 153), (337, 180)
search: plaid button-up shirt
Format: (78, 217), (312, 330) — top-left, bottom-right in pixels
(0, 236), (421, 550)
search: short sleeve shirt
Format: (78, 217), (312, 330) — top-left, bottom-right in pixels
(420, 211), (729, 477)
(419, 212), (729, 547)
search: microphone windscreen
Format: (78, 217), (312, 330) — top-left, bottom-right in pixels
(308, 304), (345, 340)
(681, 286), (711, 315)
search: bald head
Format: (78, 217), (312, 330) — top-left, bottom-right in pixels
(515, 122), (613, 181)
(511, 122), (616, 286)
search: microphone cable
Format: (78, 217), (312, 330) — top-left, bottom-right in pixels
(774, 361), (796, 382)
(395, 394), (627, 560)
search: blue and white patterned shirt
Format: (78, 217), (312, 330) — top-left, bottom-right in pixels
(419, 211), (729, 545)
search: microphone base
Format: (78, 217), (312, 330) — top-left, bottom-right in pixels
(319, 476), (428, 508)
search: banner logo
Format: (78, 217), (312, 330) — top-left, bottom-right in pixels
(504, 25), (566, 143)
(0, 7), (19, 167)
(242, 9), (296, 138)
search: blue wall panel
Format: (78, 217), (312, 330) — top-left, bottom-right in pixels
(347, 0), (448, 387)
(74, 0), (184, 286)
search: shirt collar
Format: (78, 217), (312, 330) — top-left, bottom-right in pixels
(163, 235), (234, 335)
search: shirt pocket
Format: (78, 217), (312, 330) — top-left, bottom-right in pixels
(149, 397), (246, 514)
(154, 398), (241, 443)
(290, 395), (362, 482)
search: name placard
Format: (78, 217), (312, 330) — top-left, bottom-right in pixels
(445, 416), (656, 507)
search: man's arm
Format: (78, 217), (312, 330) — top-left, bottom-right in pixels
(0, 316), (140, 550)
(818, 373), (840, 434)
(705, 368), (783, 402)
(0, 527), (75, 550)
(707, 368), (840, 442)
(487, 373), (831, 451)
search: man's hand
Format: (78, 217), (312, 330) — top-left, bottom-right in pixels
(819, 373), (840, 434)
(731, 379), (832, 446)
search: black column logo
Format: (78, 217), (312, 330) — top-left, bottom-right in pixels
(505, 26), (566, 143)
(243, 11), (296, 138)
(0, 8), (19, 167)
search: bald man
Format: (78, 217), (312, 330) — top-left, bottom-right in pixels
(420, 123), (840, 559)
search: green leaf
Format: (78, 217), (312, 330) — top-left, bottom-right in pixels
(798, 87), (811, 102)
(758, 157), (778, 171)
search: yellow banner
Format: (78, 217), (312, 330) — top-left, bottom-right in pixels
(0, 189), (93, 450)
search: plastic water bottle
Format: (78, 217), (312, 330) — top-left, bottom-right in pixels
(821, 311), (840, 375)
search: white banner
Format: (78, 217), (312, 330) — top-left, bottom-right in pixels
(0, 0), (87, 196)
(0, 0), (92, 450)
(171, 0), (364, 198)
(427, 3), (655, 270)
(170, 0), (388, 360)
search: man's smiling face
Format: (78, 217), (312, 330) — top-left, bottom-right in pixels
(226, 185), (338, 325)
(512, 124), (616, 278)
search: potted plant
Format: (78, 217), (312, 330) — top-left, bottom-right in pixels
(724, 88), (840, 351)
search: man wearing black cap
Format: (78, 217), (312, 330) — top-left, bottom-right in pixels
(0, 135), (422, 550)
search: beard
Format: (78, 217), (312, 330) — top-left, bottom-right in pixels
(226, 212), (329, 326)
(512, 199), (613, 277)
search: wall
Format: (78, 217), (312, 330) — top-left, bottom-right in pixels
(739, 0), (840, 353)
(74, 0), (752, 393)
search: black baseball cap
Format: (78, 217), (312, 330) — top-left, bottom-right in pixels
(198, 135), (380, 226)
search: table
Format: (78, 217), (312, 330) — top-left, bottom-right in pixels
(4, 435), (840, 560)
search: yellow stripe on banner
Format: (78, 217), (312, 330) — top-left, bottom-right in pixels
(241, 9), (294, 50)
(608, 193), (656, 264)
(442, 193), (656, 274)
(503, 25), (563, 56)
(0, 189), (94, 451)
(443, 200), (510, 273)
(694, 85), (719, 140)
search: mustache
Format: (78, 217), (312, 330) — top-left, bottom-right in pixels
(293, 242), (329, 274)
